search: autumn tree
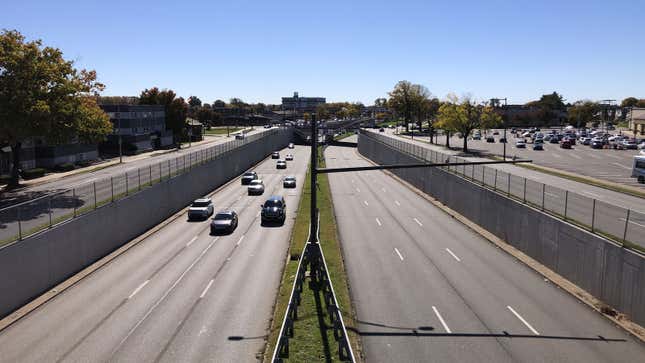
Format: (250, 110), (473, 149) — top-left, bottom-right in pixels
(568, 100), (600, 128)
(0, 30), (112, 187)
(436, 96), (501, 152)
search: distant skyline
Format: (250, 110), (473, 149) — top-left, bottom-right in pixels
(2, 0), (644, 105)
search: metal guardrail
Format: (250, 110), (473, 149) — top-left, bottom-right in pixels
(0, 128), (290, 247)
(272, 215), (355, 363)
(361, 130), (645, 252)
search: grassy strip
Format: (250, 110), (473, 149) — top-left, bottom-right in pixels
(334, 131), (356, 141)
(204, 127), (243, 135)
(264, 148), (360, 362)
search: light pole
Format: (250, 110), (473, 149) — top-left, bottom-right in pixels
(309, 113), (318, 243)
(117, 104), (123, 163)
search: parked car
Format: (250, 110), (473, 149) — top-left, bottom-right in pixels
(560, 140), (572, 149)
(272, 151), (280, 159)
(638, 141), (645, 150)
(276, 159), (287, 169)
(581, 137), (592, 145)
(283, 176), (297, 188)
(563, 136), (576, 145)
(210, 210), (238, 234)
(261, 195), (287, 225)
(241, 171), (258, 185)
(544, 134), (553, 142)
(493, 131), (499, 135)
(591, 140), (604, 149)
(549, 137), (560, 144)
(379, 128), (385, 132)
(235, 133), (245, 140)
(473, 133), (482, 140)
(248, 179), (265, 195)
(288, 143), (295, 149)
(532, 143), (543, 150)
(499, 137), (507, 143)
(622, 139), (639, 150)
(285, 154), (294, 161)
(188, 198), (214, 220)
(516, 140), (526, 148)
(486, 136), (495, 143)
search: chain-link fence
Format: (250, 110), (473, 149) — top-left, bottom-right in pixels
(362, 130), (645, 252)
(0, 128), (288, 247)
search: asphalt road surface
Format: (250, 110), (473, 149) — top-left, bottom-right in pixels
(0, 144), (309, 362)
(325, 143), (645, 363)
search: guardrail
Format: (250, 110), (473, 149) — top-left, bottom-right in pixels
(271, 216), (355, 362)
(361, 130), (645, 253)
(0, 128), (290, 248)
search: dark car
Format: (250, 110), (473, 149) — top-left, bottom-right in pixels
(283, 176), (297, 188)
(493, 131), (499, 135)
(261, 195), (287, 225)
(591, 140), (604, 149)
(549, 137), (559, 144)
(499, 137), (507, 143)
(532, 143), (543, 150)
(486, 136), (495, 143)
(241, 171), (258, 185)
(272, 151), (280, 159)
(560, 140), (572, 149)
(564, 136), (576, 145)
(379, 128), (385, 132)
(210, 210), (238, 234)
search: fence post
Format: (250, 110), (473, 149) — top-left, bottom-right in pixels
(541, 184), (545, 211)
(111, 176), (114, 202)
(623, 209), (630, 244)
(93, 181), (97, 209)
(564, 190), (569, 220)
(48, 195), (52, 228)
(523, 178), (527, 203)
(493, 169), (498, 191)
(471, 164), (475, 181)
(159, 162), (162, 181)
(507, 173), (511, 197)
(591, 199), (596, 232)
(138, 168), (141, 191)
(17, 206), (22, 240)
(125, 172), (129, 196)
(168, 159), (171, 178)
(73, 188), (77, 217)
(149, 165), (152, 185)
(481, 167), (486, 186)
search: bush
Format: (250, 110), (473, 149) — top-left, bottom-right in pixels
(21, 168), (47, 180)
(76, 160), (92, 167)
(0, 175), (10, 185)
(54, 163), (76, 172)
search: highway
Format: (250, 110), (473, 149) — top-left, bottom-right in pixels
(325, 141), (645, 362)
(0, 144), (309, 362)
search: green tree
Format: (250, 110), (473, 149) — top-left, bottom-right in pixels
(568, 100), (600, 128)
(187, 95), (202, 108)
(374, 98), (388, 107)
(0, 29), (111, 187)
(213, 99), (226, 108)
(436, 97), (501, 153)
(388, 81), (416, 132)
(139, 87), (188, 146)
(316, 104), (330, 120)
(621, 97), (639, 108)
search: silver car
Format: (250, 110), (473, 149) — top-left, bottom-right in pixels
(188, 198), (214, 220)
(283, 176), (296, 188)
(248, 179), (265, 195)
(210, 210), (238, 234)
(276, 159), (287, 169)
(285, 154), (294, 161)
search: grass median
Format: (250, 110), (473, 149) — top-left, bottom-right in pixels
(264, 147), (361, 362)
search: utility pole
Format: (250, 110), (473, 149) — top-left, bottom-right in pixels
(309, 113), (318, 243)
(117, 104), (123, 163)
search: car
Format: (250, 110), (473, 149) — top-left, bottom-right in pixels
(261, 195), (286, 225)
(379, 128), (385, 132)
(581, 137), (592, 145)
(276, 159), (287, 169)
(560, 140), (572, 149)
(622, 139), (639, 150)
(544, 134), (553, 142)
(283, 175), (297, 188)
(638, 141), (645, 150)
(285, 154), (294, 161)
(472, 133), (482, 140)
(591, 140), (604, 149)
(486, 136), (495, 143)
(241, 171), (258, 185)
(549, 137), (560, 144)
(499, 137), (507, 143)
(563, 136), (576, 145)
(188, 198), (214, 220)
(272, 151), (280, 159)
(288, 143), (295, 149)
(264, 124), (272, 129)
(248, 179), (265, 195)
(235, 134), (245, 140)
(210, 210), (238, 234)
(493, 131), (499, 135)
(516, 140), (526, 148)
(533, 143), (543, 150)
(521, 131), (531, 138)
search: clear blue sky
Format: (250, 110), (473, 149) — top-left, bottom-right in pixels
(2, 0), (644, 105)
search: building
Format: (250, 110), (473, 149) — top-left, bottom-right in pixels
(281, 92), (326, 113)
(628, 108), (645, 136)
(99, 104), (173, 154)
(185, 118), (204, 142)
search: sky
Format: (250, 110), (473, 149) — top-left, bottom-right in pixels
(2, 0), (644, 105)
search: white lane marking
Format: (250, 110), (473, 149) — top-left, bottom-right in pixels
(128, 280), (150, 299)
(186, 236), (198, 247)
(236, 235), (245, 245)
(356, 187), (361, 193)
(114, 236), (218, 352)
(395, 200), (401, 206)
(199, 279), (215, 299)
(432, 306), (452, 333)
(394, 248), (404, 261)
(588, 153), (601, 159)
(619, 218), (645, 228)
(550, 153), (561, 159)
(544, 192), (559, 198)
(581, 191), (601, 198)
(569, 154), (582, 160)
(445, 248), (461, 262)
(413, 218), (423, 227)
(507, 306), (540, 335)
(611, 162), (632, 170)
(363, 200), (369, 206)
(375, 218), (382, 226)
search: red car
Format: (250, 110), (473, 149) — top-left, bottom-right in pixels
(560, 140), (572, 149)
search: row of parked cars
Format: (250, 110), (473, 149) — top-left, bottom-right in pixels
(187, 143), (297, 234)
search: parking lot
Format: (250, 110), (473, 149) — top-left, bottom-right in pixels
(448, 129), (643, 188)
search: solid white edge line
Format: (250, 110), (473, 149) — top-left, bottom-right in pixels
(236, 235), (245, 245)
(128, 280), (149, 299)
(375, 218), (382, 226)
(394, 248), (404, 261)
(445, 248), (461, 262)
(199, 279), (215, 299)
(186, 236), (198, 247)
(413, 218), (423, 226)
(507, 305), (540, 335)
(432, 306), (452, 333)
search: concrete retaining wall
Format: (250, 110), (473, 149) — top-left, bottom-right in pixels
(358, 133), (645, 327)
(0, 130), (292, 319)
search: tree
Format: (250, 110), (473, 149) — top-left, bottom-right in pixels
(388, 81), (416, 132)
(436, 96), (501, 152)
(316, 104), (330, 120)
(374, 98), (388, 107)
(213, 99), (226, 108)
(187, 95), (202, 108)
(0, 30), (112, 187)
(621, 97), (639, 108)
(568, 100), (600, 128)
(139, 87), (188, 145)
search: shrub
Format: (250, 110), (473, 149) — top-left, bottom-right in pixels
(21, 168), (47, 180)
(54, 163), (75, 172)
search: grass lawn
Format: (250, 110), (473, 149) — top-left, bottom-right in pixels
(204, 127), (243, 135)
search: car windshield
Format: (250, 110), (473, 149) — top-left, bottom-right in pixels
(285, 177), (295, 181)
(265, 200), (282, 208)
(250, 180), (262, 185)
(192, 201), (210, 207)
(244, 172), (255, 177)
(214, 213), (232, 220)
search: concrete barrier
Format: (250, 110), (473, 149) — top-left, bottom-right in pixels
(0, 130), (292, 319)
(358, 133), (645, 327)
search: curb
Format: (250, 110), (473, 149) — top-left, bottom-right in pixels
(353, 147), (645, 344)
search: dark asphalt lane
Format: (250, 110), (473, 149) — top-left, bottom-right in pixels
(0, 144), (310, 363)
(325, 144), (645, 363)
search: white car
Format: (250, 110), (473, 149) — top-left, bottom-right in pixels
(516, 140), (526, 148)
(276, 159), (287, 169)
(285, 154), (294, 161)
(638, 141), (645, 150)
(288, 143), (295, 149)
(188, 198), (214, 220)
(248, 179), (265, 195)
